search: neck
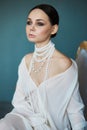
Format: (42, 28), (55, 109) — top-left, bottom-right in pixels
(33, 40), (55, 62)
(35, 40), (51, 48)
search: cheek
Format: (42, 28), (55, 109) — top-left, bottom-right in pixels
(38, 28), (51, 36)
(26, 26), (28, 33)
(26, 25), (31, 34)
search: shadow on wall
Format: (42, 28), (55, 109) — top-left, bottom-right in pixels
(76, 41), (87, 120)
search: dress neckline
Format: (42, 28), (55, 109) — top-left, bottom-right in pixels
(23, 56), (74, 88)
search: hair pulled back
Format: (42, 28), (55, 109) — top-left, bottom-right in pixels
(29, 4), (59, 38)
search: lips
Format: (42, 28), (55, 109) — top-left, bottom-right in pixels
(29, 34), (36, 38)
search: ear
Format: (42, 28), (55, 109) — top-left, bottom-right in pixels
(51, 24), (58, 35)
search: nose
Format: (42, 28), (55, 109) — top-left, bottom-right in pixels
(30, 24), (35, 31)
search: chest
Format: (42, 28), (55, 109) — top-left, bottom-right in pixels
(29, 59), (61, 87)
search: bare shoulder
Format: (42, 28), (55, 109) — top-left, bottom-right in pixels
(52, 50), (72, 73)
(59, 56), (72, 71)
(25, 53), (33, 69)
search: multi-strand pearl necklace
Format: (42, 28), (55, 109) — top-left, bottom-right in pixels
(33, 41), (55, 62)
(30, 41), (55, 73)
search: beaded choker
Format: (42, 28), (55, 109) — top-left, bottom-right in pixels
(33, 41), (55, 62)
(30, 41), (55, 73)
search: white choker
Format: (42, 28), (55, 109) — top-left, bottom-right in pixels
(33, 41), (55, 62)
(29, 41), (55, 74)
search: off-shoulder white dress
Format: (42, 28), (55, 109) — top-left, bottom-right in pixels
(0, 56), (86, 130)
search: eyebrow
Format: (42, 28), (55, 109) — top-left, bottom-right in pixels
(27, 18), (45, 22)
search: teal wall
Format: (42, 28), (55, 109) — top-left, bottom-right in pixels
(0, 0), (87, 101)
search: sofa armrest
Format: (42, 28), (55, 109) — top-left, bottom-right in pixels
(0, 101), (13, 119)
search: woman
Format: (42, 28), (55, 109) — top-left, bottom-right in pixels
(0, 4), (87, 130)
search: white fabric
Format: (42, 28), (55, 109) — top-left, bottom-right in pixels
(0, 56), (87, 130)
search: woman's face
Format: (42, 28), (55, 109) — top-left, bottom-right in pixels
(26, 9), (57, 45)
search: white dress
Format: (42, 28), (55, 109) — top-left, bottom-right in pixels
(0, 56), (87, 130)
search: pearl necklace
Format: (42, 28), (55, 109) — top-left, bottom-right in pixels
(31, 41), (55, 73)
(33, 41), (55, 62)
(32, 59), (46, 73)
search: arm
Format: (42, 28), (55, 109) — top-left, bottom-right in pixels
(11, 57), (33, 118)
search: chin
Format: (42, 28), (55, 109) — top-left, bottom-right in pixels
(28, 39), (39, 43)
(27, 38), (35, 42)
